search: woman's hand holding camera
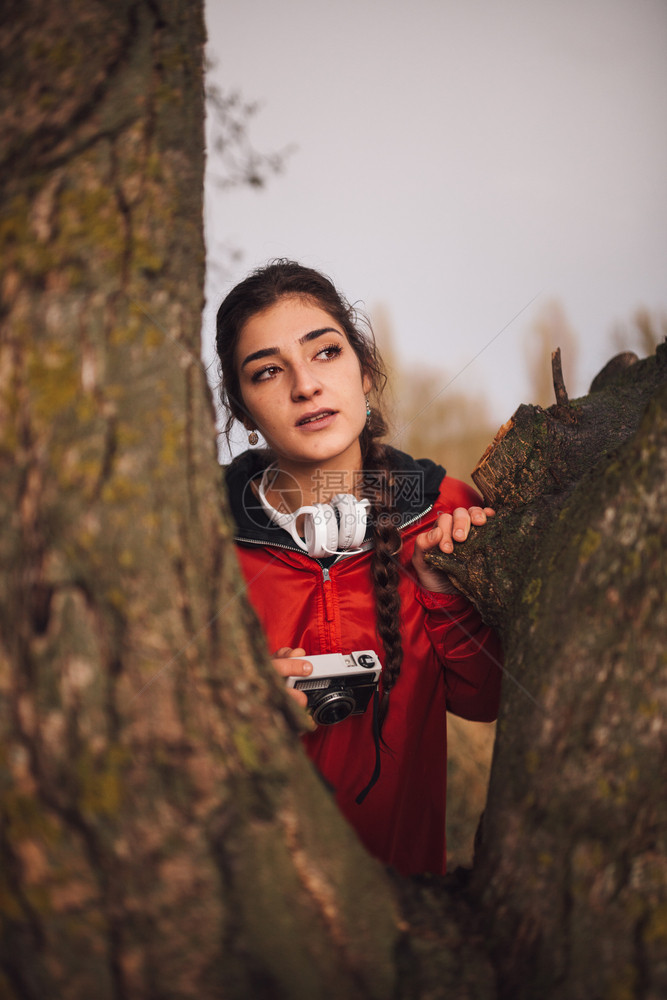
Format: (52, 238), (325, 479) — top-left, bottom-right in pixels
(412, 505), (495, 594)
(272, 646), (312, 708)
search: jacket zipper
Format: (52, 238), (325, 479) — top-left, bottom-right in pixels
(233, 536), (302, 552)
(233, 502), (434, 551)
(321, 566), (335, 623)
(396, 503), (434, 531)
(309, 565), (334, 650)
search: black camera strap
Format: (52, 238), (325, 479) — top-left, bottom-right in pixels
(355, 687), (381, 805)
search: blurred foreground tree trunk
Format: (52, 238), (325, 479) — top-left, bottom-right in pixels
(2, 4), (666, 999)
(0, 3), (398, 998)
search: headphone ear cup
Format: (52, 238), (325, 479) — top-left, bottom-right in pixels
(303, 504), (339, 558)
(259, 463), (370, 557)
(331, 494), (369, 550)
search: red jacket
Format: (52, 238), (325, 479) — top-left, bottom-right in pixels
(227, 449), (502, 875)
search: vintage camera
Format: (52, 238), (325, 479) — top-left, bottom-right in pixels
(286, 650), (382, 726)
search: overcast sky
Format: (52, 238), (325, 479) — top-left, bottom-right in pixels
(202, 0), (667, 440)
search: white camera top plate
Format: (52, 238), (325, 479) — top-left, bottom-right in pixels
(285, 650), (381, 687)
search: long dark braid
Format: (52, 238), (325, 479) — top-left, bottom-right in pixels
(361, 430), (404, 731)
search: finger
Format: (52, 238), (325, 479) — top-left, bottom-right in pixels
(468, 505), (488, 525)
(273, 646), (306, 658)
(414, 523), (443, 555)
(288, 688), (309, 709)
(272, 657), (312, 678)
(411, 537), (427, 575)
(433, 512), (454, 553)
(451, 506), (471, 543)
(484, 507), (496, 517)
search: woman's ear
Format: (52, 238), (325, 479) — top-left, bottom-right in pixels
(362, 372), (372, 395)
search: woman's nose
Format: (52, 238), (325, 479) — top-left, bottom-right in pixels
(290, 364), (322, 400)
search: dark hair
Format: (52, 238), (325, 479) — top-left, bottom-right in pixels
(216, 259), (403, 726)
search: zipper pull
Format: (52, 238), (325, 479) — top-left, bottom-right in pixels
(321, 566), (334, 621)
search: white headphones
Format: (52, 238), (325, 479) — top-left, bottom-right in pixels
(257, 466), (370, 558)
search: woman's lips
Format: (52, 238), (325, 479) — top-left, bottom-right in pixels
(296, 409), (337, 429)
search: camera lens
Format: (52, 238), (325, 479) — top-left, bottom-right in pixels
(312, 689), (355, 725)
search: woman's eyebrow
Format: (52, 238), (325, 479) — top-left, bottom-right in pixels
(240, 327), (341, 369)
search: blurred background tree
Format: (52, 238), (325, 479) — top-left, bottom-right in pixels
(523, 299), (578, 407)
(372, 304), (497, 486)
(612, 307), (667, 357)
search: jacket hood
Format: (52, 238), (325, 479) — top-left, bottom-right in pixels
(223, 446), (446, 547)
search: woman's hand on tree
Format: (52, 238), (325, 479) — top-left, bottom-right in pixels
(412, 506), (495, 593)
(272, 646), (312, 708)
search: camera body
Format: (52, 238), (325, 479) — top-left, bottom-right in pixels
(286, 650), (382, 726)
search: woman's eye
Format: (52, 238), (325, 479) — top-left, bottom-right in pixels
(316, 344), (342, 361)
(252, 365), (281, 382)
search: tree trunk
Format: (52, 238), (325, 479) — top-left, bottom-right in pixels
(0, 4), (398, 998)
(2, 4), (666, 998)
(473, 377), (667, 1000)
(427, 348), (667, 999)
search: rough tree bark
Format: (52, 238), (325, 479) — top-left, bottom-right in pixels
(2, 3), (666, 999)
(426, 346), (667, 1000)
(0, 3), (397, 998)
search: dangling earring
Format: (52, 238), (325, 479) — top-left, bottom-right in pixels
(365, 396), (371, 425)
(248, 429), (259, 446)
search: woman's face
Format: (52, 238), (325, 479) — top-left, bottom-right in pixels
(235, 295), (371, 471)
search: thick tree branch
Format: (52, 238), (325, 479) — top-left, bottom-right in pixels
(428, 343), (667, 632)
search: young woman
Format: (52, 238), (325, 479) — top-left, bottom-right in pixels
(216, 260), (502, 876)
